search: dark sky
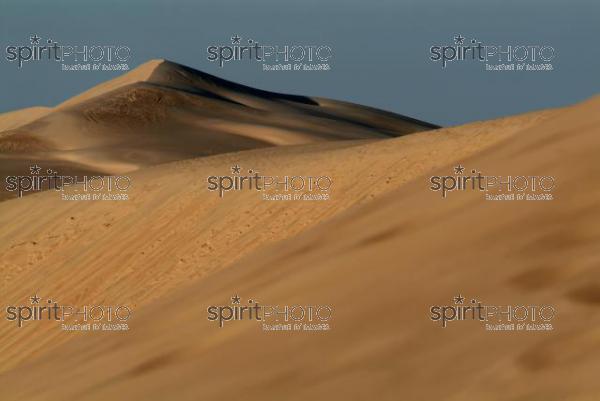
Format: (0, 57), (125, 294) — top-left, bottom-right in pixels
(1, 0), (599, 126)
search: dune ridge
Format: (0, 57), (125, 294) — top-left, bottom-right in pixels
(1, 59), (596, 401)
(0, 94), (597, 401)
(0, 99), (553, 375)
(0, 59), (439, 201)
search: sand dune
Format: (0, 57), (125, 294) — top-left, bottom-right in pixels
(0, 60), (437, 201)
(0, 94), (554, 380)
(0, 107), (51, 133)
(1, 59), (596, 401)
(0, 95), (597, 400)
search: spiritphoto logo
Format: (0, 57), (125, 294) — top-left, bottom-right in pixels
(5, 294), (131, 331)
(4, 164), (131, 200)
(207, 164), (332, 201)
(4, 34), (131, 71)
(429, 34), (555, 71)
(207, 295), (333, 332)
(429, 164), (555, 201)
(430, 295), (555, 332)
(207, 34), (332, 71)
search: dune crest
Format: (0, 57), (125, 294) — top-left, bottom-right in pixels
(0, 59), (438, 201)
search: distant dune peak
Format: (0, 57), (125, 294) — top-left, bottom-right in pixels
(55, 59), (169, 109)
(0, 58), (441, 201)
(46, 58), (440, 136)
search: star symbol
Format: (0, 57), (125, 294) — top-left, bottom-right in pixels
(231, 295), (241, 304)
(30, 294), (41, 304)
(454, 34), (465, 45)
(231, 35), (241, 44)
(30, 34), (41, 45)
(454, 294), (465, 304)
(454, 164), (465, 174)
(231, 164), (241, 174)
(30, 164), (42, 175)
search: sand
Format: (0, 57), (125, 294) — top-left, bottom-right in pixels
(0, 61), (597, 401)
(0, 59), (436, 201)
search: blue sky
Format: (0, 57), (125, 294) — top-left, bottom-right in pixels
(1, 0), (599, 125)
